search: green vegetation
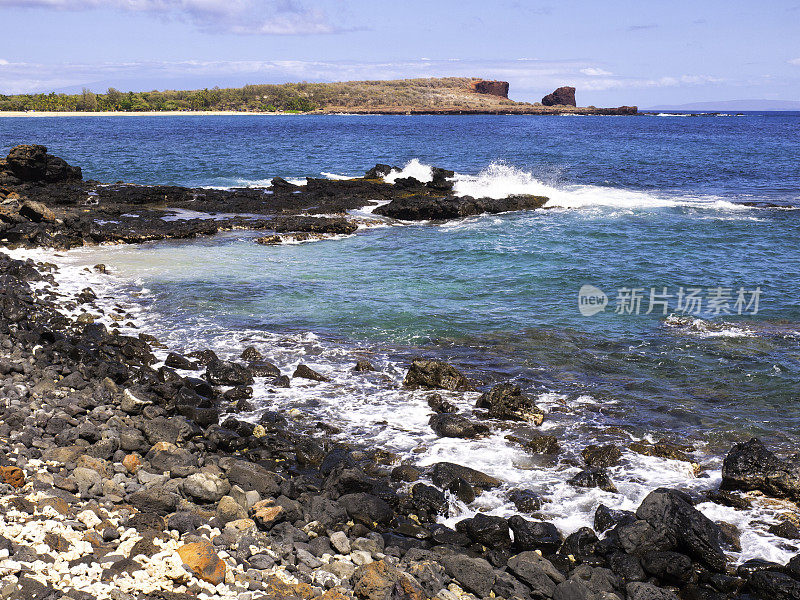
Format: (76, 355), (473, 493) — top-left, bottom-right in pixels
(0, 78), (520, 113)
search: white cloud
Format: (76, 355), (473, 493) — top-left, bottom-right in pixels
(0, 0), (347, 35)
(789, 58), (800, 65)
(580, 67), (612, 77)
(0, 59), (9, 65)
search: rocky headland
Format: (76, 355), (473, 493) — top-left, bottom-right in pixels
(0, 145), (798, 600)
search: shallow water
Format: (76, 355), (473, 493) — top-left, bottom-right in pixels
(4, 112), (800, 562)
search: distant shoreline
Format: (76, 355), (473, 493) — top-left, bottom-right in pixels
(0, 106), (638, 118)
(0, 110), (291, 118)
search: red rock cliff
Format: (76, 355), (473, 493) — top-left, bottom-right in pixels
(471, 80), (510, 98)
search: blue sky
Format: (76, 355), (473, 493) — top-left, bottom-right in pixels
(0, 0), (798, 106)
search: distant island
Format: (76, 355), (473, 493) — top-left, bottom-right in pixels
(647, 99), (800, 111)
(0, 77), (636, 115)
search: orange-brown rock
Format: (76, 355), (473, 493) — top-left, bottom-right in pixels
(38, 496), (71, 515)
(320, 588), (352, 600)
(471, 79), (509, 98)
(353, 560), (425, 600)
(262, 574), (316, 599)
(122, 454), (142, 474)
(251, 500), (285, 530)
(177, 540), (226, 585)
(0, 465), (25, 488)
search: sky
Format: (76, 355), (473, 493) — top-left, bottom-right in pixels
(0, 0), (798, 107)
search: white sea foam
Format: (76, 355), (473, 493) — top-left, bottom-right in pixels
(384, 159), (434, 184)
(379, 160), (755, 212)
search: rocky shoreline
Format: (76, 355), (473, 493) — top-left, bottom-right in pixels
(1, 144), (800, 600)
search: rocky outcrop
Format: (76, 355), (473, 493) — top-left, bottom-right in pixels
(721, 437), (800, 500)
(403, 358), (474, 391)
(542, 86), (577, 106)
(0, 144), (82, 185)
(471, 79), (510, 98)
(476, 382), (545, 423)
(374, 193), (548, 221)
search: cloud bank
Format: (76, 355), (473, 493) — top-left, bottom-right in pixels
(0, 0), (345, 34)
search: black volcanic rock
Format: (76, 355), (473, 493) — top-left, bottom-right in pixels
(722, 438), (800, 500)
(374, 193), (548, 221)
(542, 86), (577, 106)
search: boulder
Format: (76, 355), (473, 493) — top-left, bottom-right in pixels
(128, 486), (179, 515)
(430, 462), (501, 490)
(177, 540), (226, 585)
(403, 359), (473, 391)
(636, 488), (726, 571)
(748, 571), (800, 600)
(429, 413), (488, 438)
(569, 468), (618, 493)
(509, 516), (564, 552)
(456, 513), (512, 547)
(182, 471), (230, 503)
(0, 465), (25, 488)
(339, 492), (393, 525)
(4, 144), (81, 182)
(541, 86), (577, 107)
(721, 438), (800, 500)
(594, 504), (636, 533)
(477, 382), (544, 423)
(582, 444), (622, 468)
(205, 359), (253, 386)
(626, 582), (680, 600)
(19, 200), (56, 223)
(352, 560), (425, 600)
(507, 551), (565, 597)
(225, 460), (281, 497)
(641, 550), (693, 584)
(441, 555), (496, 598)
(293, 363), (330, 382)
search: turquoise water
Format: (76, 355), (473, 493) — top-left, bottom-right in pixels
(6, 113), (800, 559)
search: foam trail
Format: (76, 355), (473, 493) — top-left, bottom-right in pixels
(439, 161), (751, 211)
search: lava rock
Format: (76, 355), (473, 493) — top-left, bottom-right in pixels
(403, 358), (474, 391)
(477, 383), (545, 423)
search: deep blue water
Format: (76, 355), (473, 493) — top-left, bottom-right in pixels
(2, 113), (799, 452)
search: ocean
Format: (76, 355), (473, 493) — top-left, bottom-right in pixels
(3, 112), (799, 562)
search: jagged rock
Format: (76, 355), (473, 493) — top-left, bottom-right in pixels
(594, 504), (636, 533)
(403, 359), (474, 391)
(508, 488), (544, 512)
(293, 363), (330, 382)
(582, 444), (622, 468)
(626, 582), (680, 600)
(509, 516), (564, 552)
(636, 488), (726, 571)
(542, 86), (577, 107)
(641, 550), (693, 584)
(456, 513), (512, 547)
(507, 551), (565, 596)
(629, 440), (692, 462)
(273, 216), (358, 235)
(430, 462), (501, 490)
(19, 200), (57, 223)
(205, 359), (253, 386)
(722, 438), (800, 500)
(477, 383), (545, 423)
(507, 433), (559, 454)
(177, 540), (226, 585)
(375, 193), (548, 221)
(569, 468), (618, 493)
(442, 555), (496, 598)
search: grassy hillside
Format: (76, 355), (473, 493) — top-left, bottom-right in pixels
(0, 77), (530, 113)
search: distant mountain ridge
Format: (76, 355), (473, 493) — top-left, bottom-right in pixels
(647, 99), (800, 111)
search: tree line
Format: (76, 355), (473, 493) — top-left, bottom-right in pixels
(0, 78), (521, 113)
